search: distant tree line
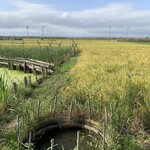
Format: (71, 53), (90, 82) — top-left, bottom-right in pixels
(0, 36), (23, 40)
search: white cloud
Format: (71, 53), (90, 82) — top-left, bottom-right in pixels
(0, 1), (150, 37)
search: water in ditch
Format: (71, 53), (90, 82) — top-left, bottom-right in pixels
(34, 128), (101, 150)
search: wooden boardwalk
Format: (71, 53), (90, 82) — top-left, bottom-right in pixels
(0, 57), (54, 75)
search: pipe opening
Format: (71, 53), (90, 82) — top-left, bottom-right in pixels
(24, 118), (102, 150)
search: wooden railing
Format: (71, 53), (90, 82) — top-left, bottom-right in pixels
(0, 57), (54, 75)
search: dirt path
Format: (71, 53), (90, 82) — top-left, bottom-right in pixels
(0, 117), (17, 131)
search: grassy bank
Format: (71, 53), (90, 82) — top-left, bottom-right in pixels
(0, 39), (77, 149)
(0, 55), (78, 150)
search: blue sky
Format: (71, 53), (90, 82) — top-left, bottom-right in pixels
(38, 0), (150, 10)
(0, 0), (150, 37)
(1, 0), (150, 11)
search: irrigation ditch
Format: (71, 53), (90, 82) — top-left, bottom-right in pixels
(22, 117), (105, 150)
(16, 93), (108, 150)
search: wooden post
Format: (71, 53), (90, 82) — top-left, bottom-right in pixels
(24, 61), (27, 73)
(104, 106), (108, 126)
(24, 77), (28, 87)
(23, 41), (25, 47)
(37, 41), (40, 47)
(26, 110), (31, 144)
(51, 139), (54, 150)
(41, 66), (44, 78)
(18, 63), (21, 71)
(64, 54), (67, 62)
(12, 41), (13, 47)
(35, 70), (38, 80)
(37, 99), (40, 120)
(12, 82), (17, 95)
(53, 96), (57, 116)
(17, 114), (21, 150)
(71, 43), (75, 56)
(8, 60), (11, 70)
(33, 68), (38, 81)
(102, 122), (106, 150)
(88, 95), (91, 119)
(28, 131), (32, 145)
(45, 67), (48, 75)
(28, 76), (31, 86)
(48, 42), (51, 47)
(12, 63), (15, 70)
(68, 101), (73, 122)
(77, 131), (80, 150)
(32, 64), (34, 73)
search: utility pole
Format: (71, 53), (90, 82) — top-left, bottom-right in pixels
(127, 27), (129, 39)
(26, 26), (29, 37)
(109, 26), (112, 39)
(42, 26), (44, 37)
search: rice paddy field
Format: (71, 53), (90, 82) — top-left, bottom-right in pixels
(0, 38), (150, 149)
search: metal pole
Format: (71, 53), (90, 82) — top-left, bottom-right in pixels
(42, 26), (44, 37)
(26, 26), (29, 37)
(127, 27), (129, 39)
(109, 26), (112, 39)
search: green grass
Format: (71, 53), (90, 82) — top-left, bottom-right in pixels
(0, 68), (36, 86)
(0, 45), (72, 65)
(0, 73), (7, 110)
(0, 129), (18, 150)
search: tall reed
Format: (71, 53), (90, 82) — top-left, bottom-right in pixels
(0, 73), (8, 110)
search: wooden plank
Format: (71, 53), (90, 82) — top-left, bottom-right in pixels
(0, 61), (8, 65)
(0, 57), (54, 69)
(0, 57), (55, 75)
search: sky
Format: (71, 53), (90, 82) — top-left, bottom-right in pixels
(0, 0), (150, 37)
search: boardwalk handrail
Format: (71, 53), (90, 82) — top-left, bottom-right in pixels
(0, 57), (54, 75)
(0, 57), (54, 68)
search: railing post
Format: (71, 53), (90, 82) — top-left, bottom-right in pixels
(77, 131), (80, 150)
(24, 61), (27, 73)
(12, 82), (17, 95)
(68, 101), (73, 122)
(37, 99), (41, 120)
(51, 139), (54, 150)
(17, 113), (21, 150)
(88, 95), (91, 119)
(24, 76), (28, 87)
